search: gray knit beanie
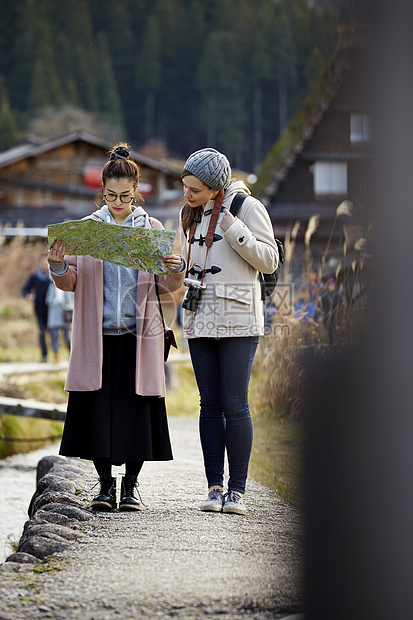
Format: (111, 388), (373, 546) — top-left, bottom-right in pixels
(183, 148), (231, 190)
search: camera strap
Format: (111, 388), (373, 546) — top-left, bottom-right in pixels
(186, 190), (224, 284)
(205, 189), (224, 247)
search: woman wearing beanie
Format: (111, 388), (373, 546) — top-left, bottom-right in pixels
(179, 147), (278, 514)
(47, 143), (185, 511)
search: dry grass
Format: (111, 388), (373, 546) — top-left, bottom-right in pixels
(246, 204), (370, 507)
(0, 301), (40, 359)
(253, 314), (327, 418)
(165, 361), (199, 419)
(249, 335), (305, 507)
(0, 237), (49, 303)
(249, 411), (303, 507)
(0, 376), (68, 404)
(0, 414), (63, 459)
(0, 239), (67, 457)
(0, 237), (50, 359)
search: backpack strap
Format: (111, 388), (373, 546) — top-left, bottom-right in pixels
(229, 193), (248, 217)
(230, 192), (284, 300)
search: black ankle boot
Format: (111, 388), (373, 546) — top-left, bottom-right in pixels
(90, 474), (117, 511)
(119, 474), (143, 511)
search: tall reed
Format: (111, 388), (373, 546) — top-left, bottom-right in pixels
(255, 206), (370, 419)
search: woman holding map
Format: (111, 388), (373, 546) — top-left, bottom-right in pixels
(47, 144), (185, 512)
(179, 148), (278, 515)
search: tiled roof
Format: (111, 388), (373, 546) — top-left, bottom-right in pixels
(255, 61), (344, 198)
(0, 131), (181, 177)
(255, 25), (366, 200)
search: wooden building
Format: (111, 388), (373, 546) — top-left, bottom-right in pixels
(255, 25), (371, 281)
(0, 132), (183, 232)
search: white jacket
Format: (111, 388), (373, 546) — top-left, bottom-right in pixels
(179, 180), (278, 338)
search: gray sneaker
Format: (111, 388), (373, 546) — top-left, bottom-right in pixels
(223, 490), (246, 515)
(200, 488), (224, 512)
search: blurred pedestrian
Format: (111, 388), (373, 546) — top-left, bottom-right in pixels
(322, 278), (340, 344)
(46, 284), (73, 363)
(22, 255), (52, 362)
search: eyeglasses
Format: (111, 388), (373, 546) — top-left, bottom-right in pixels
(103, 194), (134, 204)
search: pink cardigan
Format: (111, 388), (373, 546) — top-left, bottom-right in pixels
(50, 216), (184, 397)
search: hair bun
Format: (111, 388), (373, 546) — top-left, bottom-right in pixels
(110, 145), (130, 161)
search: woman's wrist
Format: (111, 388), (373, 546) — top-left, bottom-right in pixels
(48, 260), (68, 275)
(170, 257), (185, 273)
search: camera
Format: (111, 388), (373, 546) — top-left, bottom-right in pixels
(182, 278), (206, 313)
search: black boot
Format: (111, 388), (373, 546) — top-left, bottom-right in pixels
(119, 474), (143, 511)
(90, 474), (117, 511)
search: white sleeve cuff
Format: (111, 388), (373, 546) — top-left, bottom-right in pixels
(171, 257), (186, 273)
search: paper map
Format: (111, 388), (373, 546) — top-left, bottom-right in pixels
(48, 219), (176, 274)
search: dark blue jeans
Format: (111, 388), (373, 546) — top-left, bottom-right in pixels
(188, 336), (259, 494)
(36, 312), (48, 360)
(50, 327), (71, 353)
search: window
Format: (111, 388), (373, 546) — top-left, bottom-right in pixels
(313, 162), (347, 196)
(351, 113), (371, 143)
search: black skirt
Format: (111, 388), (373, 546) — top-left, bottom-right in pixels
(59, 333), (173, 463)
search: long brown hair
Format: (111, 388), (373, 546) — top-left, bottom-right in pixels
(180, 169), (206, 233)
(95, 143), (144, 206)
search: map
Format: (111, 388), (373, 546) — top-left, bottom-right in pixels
(48, 219), (176, 274)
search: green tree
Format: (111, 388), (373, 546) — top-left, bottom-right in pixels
(0, 0), (340, 170)
(152, 0), (185, 145)
(309, 6), (339, 61)
(304, 46), (326, 87)
(0, 0), (20, 78)
(135, 14), (162, 142)
(271, 2), (298, 134)
(0, 77), (20, 148)
(70, 2), (100, 112)
(198, 29), (248, 167)
(247, 0), (276, 169)
(167, 0), (207, 154)
(285, 0), (337, 112)
(49, 1), (83, 107)
(7, 0), (38, 114)
(90, 0), (140, 136)
(29, 9), (64, 110)
(96, 32), (127, 137)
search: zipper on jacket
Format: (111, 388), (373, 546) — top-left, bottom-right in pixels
(117, 265), (122, 334)
(106, 210), (136, 334)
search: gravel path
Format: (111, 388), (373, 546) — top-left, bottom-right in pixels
(0, 417), (304, 619)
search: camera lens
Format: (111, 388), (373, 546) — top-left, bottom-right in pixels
(182, 284), (204, 312)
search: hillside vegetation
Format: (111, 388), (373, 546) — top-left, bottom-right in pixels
(0, 0), (340, 171)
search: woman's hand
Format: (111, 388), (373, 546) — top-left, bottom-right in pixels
(48, 239), (66, 263)
(220, 208), (237, 232)
(163, 254), (183, 271)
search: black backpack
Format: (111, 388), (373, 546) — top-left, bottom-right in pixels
(229, 193), (284, 300)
